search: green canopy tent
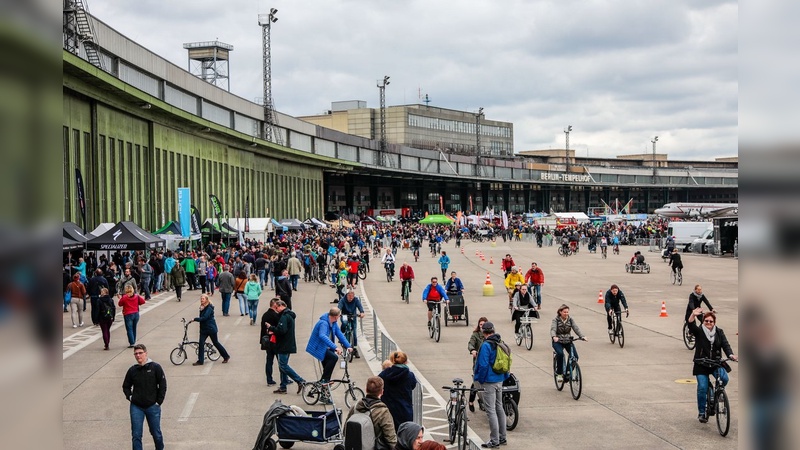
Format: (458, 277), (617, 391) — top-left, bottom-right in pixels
(419, 214), (454, 225)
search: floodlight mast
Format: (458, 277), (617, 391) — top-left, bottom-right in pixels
(259, 8), (282, 145)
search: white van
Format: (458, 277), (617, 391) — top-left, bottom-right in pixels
(666, 222), (712, 252)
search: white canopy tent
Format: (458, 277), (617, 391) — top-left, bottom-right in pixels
(227, 218), (274, 242)
(88, 222), (116, 238)
(552, 212), (591, 223)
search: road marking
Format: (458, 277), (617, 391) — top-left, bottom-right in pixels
(178, 392), (199, 421)
(201, 362), (214, 375)
(62, 293), (176, 360)
(235, 316), (244, 326)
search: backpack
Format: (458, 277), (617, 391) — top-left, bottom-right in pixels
(491, 339), (512, 375)
(99, 298), (114, 319)
(344, 409), (376, 450)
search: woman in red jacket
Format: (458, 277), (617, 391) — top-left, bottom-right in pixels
(118, 285), (146, 348)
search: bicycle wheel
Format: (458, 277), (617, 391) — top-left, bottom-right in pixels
(671, 271), (676, 285)
(464, 306), (469, 326)
(524, 324), (533, 350)
(677, 271), (683, 286)
(358, 267), (367, 280)
(446, 404), (457, 444)
(504, 397), (519, 431)
(683, 322), (696, 350)
(617, 321), (625, 348)
(301, 383), (321, 406)
(609, 316), (616, 344)
(558, 247), (564, 256)
(457, 408), (468, 450)
(433, 316), (441, 342)
(553, 355), (565, 391)
(715, 389), (730, 437)
(344, 386), (365, 409)
(569, 361), (582, 400)
(206, 343), (221, 361)
(403, 283), (410, 303)
(386, 270), (392, 283)
(428, 317), (434, 338)
(444, 309), (449, 327)
(170, 347), (187, 365)
(515, 328), (522, 346)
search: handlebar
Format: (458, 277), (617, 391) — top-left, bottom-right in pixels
(442, 386), (483, 392)
(694, 357), (737, 367)
(554, 336), (585, 343)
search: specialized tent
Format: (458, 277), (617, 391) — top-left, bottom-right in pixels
(63, 236), (83, 251)
(279, 218), (306, 231)
(86, 221), (164, 251)
(309, 218), (327, 228)
(63, 222), (89, 244)
(88, 222), (116, 238)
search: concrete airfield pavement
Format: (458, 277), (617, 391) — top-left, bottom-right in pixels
(63, 238), (738, 449)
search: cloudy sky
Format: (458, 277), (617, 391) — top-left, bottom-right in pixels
(91, 0), (737, 160)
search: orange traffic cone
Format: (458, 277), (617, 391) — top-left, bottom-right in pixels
(659, 301), (669, 317)
(475, 250), (479, 256)
(489, 257), (494, 264)
(461, 247), (464, 254)
(597, 290), (604, 304)
(485, 273), (492, 285)
(483, 272), (494, 296)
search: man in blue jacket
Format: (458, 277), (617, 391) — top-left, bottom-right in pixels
(474, 322), (509, 448)
(305, 308), (352, 387)
(337, 289), (365, 358)
(421, 277), (449, 327)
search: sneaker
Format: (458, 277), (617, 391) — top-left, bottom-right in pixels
(192, 362), (203, 366)
(296, 382), (304, 394)
(72, 325), (77, 328)
(698, 414), (708, 423)
(79, 322), (85, 327)
(267, 381), (277, 386)
(556, 374), (563, 383)
(499, 438), (508, 446)
(250, 319), (254, 325)
(481, 442), (499, 448)
(608, 328), (613, 335)
(273, 389), (287, 394)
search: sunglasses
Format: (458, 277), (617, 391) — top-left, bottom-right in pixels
(703, 320), (715, 324)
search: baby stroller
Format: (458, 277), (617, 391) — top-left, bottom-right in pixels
(253, 399), (344, 450)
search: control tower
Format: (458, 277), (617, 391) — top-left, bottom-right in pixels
(183, 40), (234, 91)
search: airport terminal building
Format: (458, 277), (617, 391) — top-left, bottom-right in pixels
(62, 8), (737, 231)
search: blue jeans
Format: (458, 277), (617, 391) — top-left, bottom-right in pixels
(206, 278), (215, 295)
(290, 274), (300, 290)
(237, 293), (248, 315)
(697, 368), (729, 415)
(481, 381), (506, 445)
(247, 299), (259, 322)
(552, 342), (577, 375)
(220, 292), (231, 315)
(278, 353), (305, 390)
(140, 277), (151, 300)
(154, 273), (164, 292)
(258, 269), (266, 288)
(130, 402), (163, 450)
(269, 272), (275, 289)
(532, 284), (542, 306)
(124, 313), (140, 346)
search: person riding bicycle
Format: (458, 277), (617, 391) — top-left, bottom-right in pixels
(668, 248), (683, 274)
(629, 251), (645, 266)
(399, 262), (415, 300)
(500, 254), (515, 278)
(685, 285), (714, 323)
(524, 262), (544, 310)
(687, 308), (737, 423)
(568, 233), (579, 252)
(599, 236), (608, 255)
(512, 284), (537, 335)
(360, 245), (371, 272)
(444, 271), (464, 296)
(305, 307), (353, 385)
(560, 235), (570, 253)
(337, 289), (365, 358)
(664, 235), (676, 257)
(381, 248), (396, 279)
(422, 277), (449, 327)
(604, 284), (629, 335)
(504, 267), (525, 308)
(550, 304), (587, 383)
(611, 235), (620, 253)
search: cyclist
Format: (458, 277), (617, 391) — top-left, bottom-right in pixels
(410, 237), (421, 260)
(504, 267), (525, 309)
(604, 284), (629, 335)
(398, 262), (415, 300)
(685, 285), (714, 323)
(568, 232), (579, 253)
(437, 251), (451, 281)
(305, 307), (352, 385)
(512, 284), (537, 336)
(668, 248), (683, 275)
(500, 254), (515, 278)
(381, 248), (396, 279)
(629, 251), (645, 266)
(444, 271), (464, 296)
(686, 308), (737, 423)
(550, 304), (587, 383)
(611, 234), (620, 254)
(421, 277), (449, 328)
(360, 245), (371, 273)
(599, 236), (608, 257)
(337, 289), (365, 358)
(346, 253), (361, 288)
(524, 262), (544, 310)
(664, 235), (676, 258)
(560, 234), (570, 254)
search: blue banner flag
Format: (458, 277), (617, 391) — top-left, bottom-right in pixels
(178, 188), (191, 237)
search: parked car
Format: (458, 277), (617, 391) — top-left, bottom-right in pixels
(690, 228), (714, 254)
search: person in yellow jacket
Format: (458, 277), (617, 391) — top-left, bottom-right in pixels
(504, 266), (525, 312)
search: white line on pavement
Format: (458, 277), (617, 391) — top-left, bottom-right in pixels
(178, 392), (199, 422)
(201, 362), (214, 375)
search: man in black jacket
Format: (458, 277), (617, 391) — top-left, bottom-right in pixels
(87, 269), (109, 326)
(122, 344), (167, 450)
(265, 301), (306, 394)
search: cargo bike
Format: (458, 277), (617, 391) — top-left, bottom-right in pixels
(444, 293), (470, 327)
(253, 397), (345, 450)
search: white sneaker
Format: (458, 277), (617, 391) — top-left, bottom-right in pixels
(72, 324), (77, 328)
(556, 374), (563, 383)
(80, 322), (85, 327)
(608, 329), (613, 335)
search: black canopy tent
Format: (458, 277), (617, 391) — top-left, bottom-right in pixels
(86, 221), (165, 251)
(63, 236), (84, 251)
(279, 218), (305, 231)
(63, 222), (89, 244)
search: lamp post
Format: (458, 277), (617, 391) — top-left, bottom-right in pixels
(258, 8), (281, 144)
(564, 125), (572, 173)
(476, 107), (484, 176)
(651, 136), (659, 183)
(377, 75), (390, 165)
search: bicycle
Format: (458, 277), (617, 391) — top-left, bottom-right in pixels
(427, 301), (444, 342)
(317, 264), (328, 284)
(401, 279), (411, 303)
(552, 336), (585, 400)
(170, 318), (221, 365)
(557, 245), (572, 257)
(442, 378), (482, 450)
(413, 247), (420, 262)
(671, 267), (683, 285)
(384, 262), (394, 282)
(694, 358), (736, 436)
(601, 246), (608, 259)
(302, 350), (364, 408)
(612, 244), (620, 255)
(357, 262), (367, 280)
(514, 308), (536, 351)
(608, 309), (628, 348)
(340, 314), (357, 362)
(682, 321), (696, 350)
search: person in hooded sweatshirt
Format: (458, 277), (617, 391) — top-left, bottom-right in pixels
(345, 376), (397, 449)
(265, 300), (306, 394)
(379, 351), (417, 431)
(394, 421), (424, 450)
